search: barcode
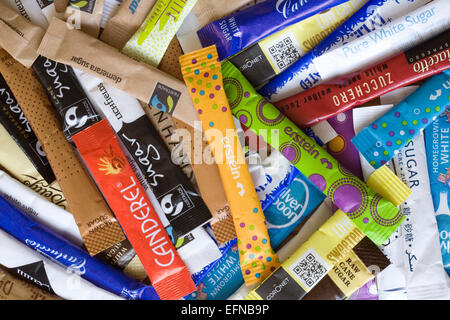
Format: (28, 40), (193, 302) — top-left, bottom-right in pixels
(265, 33), (303, 72)
(289, 248), (328, 289)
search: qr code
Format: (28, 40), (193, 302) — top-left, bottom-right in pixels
(265, 33), (303, 72)
(288, 248), (329, 289)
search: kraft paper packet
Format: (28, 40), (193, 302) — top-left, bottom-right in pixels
(0, 2), (45, 68)
(0, 49), (126, 257)
(100, 0), (157, 49)
(170, 116), (237, 244)
(0, 72), (56, 184)
(180, 46), (279, 286)
(38, 17), (199, 129)
(122, 0), (198, 68)
(0, 124), (68, 210)
(64, 0), (105, 37)
(193, 0), (253, 27)
(0, 266), (62, 300)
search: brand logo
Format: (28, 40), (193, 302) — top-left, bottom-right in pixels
(239, 55), (264, 71)
(158, 185), (194, 221)
(98, 145), (126, 175)
(25, 239), (87, 275)
(41, 58), (71, 99)
(65, 106), (88, 129)
(0, 83), (32, 134)
(276, 0), (309, 19)
(150, 83), (181, 115)
(255, 267), (305, 300)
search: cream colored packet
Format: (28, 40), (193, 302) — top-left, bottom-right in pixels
(0, 2), (45, 67)
(38, 17), (199, 128)
(0, 267), (62, 300)
(64, 0), (105, 37)
(100, 0), (157, 49)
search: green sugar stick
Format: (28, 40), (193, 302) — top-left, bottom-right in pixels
(222, 61), (404, 246)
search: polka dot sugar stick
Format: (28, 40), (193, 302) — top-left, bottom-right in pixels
(352, 70), (450, 169)
(180, 46), (279, 286)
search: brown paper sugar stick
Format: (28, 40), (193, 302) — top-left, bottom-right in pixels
(0, 49), (126, 256)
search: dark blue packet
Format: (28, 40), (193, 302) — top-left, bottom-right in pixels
(0, 195), (160, 300)
(197, 0), (348, 61)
